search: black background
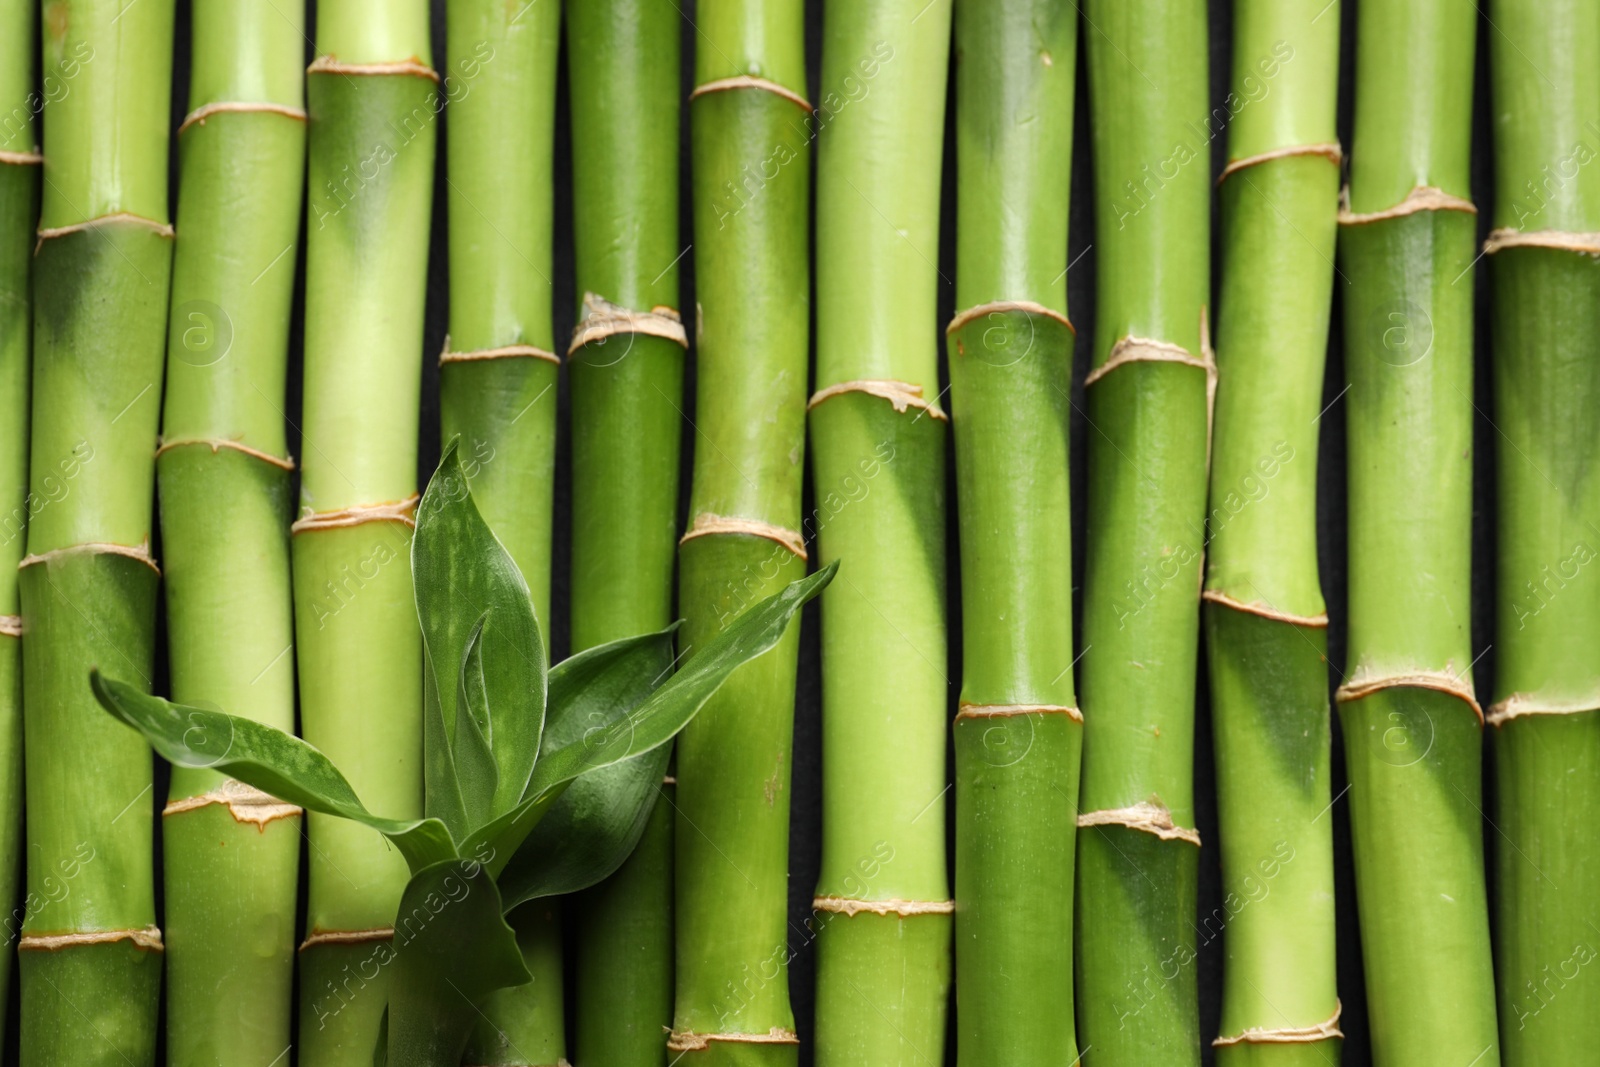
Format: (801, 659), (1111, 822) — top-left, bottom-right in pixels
(134, 0), (1504, 1063)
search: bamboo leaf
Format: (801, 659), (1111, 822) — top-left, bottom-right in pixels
(415, 439), (547, 817)
(454, 616), (500, 827)
(91, 672), (458, 873)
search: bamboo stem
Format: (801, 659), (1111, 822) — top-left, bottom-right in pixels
(1338, 1), (1497, 1062)
(157, 2), (305, 1062)
(1486, 2), (1600, 1060)
(1206, 3), (1342, 1064)
(1074, 2), (1211, 1063)
(947, 1), (1080, 1063)
(811, 3), (953, 1063)
(565, 2), (685, 1063)
(672, 1), (809, 1062)
(293, 2), (434, 1061)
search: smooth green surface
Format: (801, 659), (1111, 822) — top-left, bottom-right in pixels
(19, 935), (161, 1066)
(300, 940), (394, 1065)
(812, 912), (953, 1067)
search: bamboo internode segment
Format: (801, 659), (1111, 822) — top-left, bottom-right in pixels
(298, 927), (394, 950)
(666, 1027), (801, 1051)
(679, 512), (806, 560)
(566, 292), (688, 354)
(0, 150), (42, 165)
(944, 298), (1074, 337)
(177, 101), (308, 136)
(811, 897), (955, 917)
(1200, 589), (1329, 628)
(305, 55), (439, 82)
(34, 211), (175, 251)
(690, 75), (812, 113)
(1213, 999), (1343, 1046)
(1483, 228), (1600, 255)
(1216, 142), (1342, 184)
(1077, 801), (1202, 846)
(1335, 669), (1483, 724)
(154, 437), (296, 470)
(806, 378), (948, 420)
(290, 494), (420, 533)
(18, 540), (161, 575)
(162, 779), (302, 828)
(19, 926), (165, 952)
(0, 616), (19, 637)
(956, 701), (1082, 723)
(1337, 183), (1477, 225)
(438, 336), (560, 366)
(1486, 694), (1600, 727)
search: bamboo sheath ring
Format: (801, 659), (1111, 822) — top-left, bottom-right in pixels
(35, 211), (174, 253)
(1486, 693), (1600, 727)
(1337, 184), (1477, 226)
(811, 897), (955, 917)
(1482, 228), (1600, 256)
(291, 494), (421, 533)
(807, 379), (948, 421)
(19, 539), (161, 576)
(1213, 999), (1343, 1046)
(1085, 312), (1218, 466)
(1078, 801), (1202, 846)
(439, 334), (560, 367)
(1216, 141), (1342, 185)
(567, 292), (688, 356)
(680, 511), (807, 560)
(19, 926), (164, 952)
(1335, 670), (1484, 725)
(465, 1061), (570, 1067)
(957, 701), (1083, 723)
(306, 55), (440, 83)
(155, 436), (296, 471)
(0, 615), (18, 637)
(177, 101), (308, 136)
(667, 1027), (801, 1052)
(690, 75), (813, 114)
(163, 778), (302, 828)
(300, 927), (394, 951)
(0, 149), (42, 165)
(1201, 589), (1329, 629)
(945, 298), (1075, 337)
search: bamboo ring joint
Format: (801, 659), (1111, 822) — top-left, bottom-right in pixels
(946, 299), (1074, 338)
(807, 379), (948, 422)
(666, 1027), (800, 1052)
(957, 702), (1082, 723)
(567, 292), (688, 355)
(163, 779), (302, 828)
(178, 101), (307, 136)
(0, 149), (42, 166)
(1214, 999), (1343, 1046)
(1486, 693), (1600, 727)
(1201, 589), (1329, 629)
(19, 540), (161, 576)
(155, 436), (295, 470)
(292, 494), (420, 533)
(300, 927), (394, 951)
(690, 75), (812, 113)
(1078, 801), (1202, 846)
(1335, 669), (1483, 725)
(19, 926), (164, 952)
(811, 896), (954, 917)
(307, 55), (439, 83)
(1338, 185), (1477, 226)
(1216, 142), (1342, 184)
(680, 512), (807, 560)
(1482, 228), (1600, 256)
(439, 334), (560, 367)
(36, 212), (174, 253)
(0, 615), (19, 637)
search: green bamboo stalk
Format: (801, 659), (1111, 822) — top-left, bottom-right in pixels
(1485, 2), (1600, 1060)
(565, 2), (685, 1063)
(293, 2), (435, 1061)
(946, 1), (1079, 1063)
(1204, 3), (1341, 1064)
(0, 0), (37, 1030)
(1073, 2), (1210, 1063)
(810, 3), (952, 1063)
(441, 0), (564, 1062)
(1338, 1), (1497, 1063)
(17, 0), (173, 1059)
(671, 0), (809, 1061)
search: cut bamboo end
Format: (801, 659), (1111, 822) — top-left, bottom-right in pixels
(299, 927), (395, 951)
(439, 334), (560, 366)
(811, 897), (955, 918)
(807, 379), (948, 421)
(1078, 801), (1202, 846)
(19, 539), (161, 576)
(957, 701), (1082, 723)
(690, 75), (812, 114)
(945, 298), (1075, 337)
(177, 101), (308, 136)
(680, 512), (807, 560)
(291, 494), (420, 534)
(1337, 184), (1477, 226)
(306, 54), (440, 83)
(0, 615), (19, 637)
(163, 779), (302, 829)
(1335, 670), (1483, 724)
(1486, 693), (1600, 727)
(1482, 227), (1600, 256)
(1213, 999), (1343, 1046)
(1217, 142), (1343, 185)
(19, 926), (164, 952)
(666, 1027), (801, 1052)
(0, 149), (43, 165)
(35, 211), (175, 252)
(155, 436), (295, 471)
(567, 291), (688, 355)
(1201, 589), (1329, 629)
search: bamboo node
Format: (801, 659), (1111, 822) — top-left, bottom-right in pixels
(666, 1027), (800, 1052)
(292, 494), (420, 533)
(300, 927), (394, 951)
(0, 615), (19, 637)
(567, 292), (688, 356)
(1486, 693), (1600, 727)
(19, 926), (164, 952)
(155, 436), (295, 470)
(1335, 669), (1483, 725)
(811, 897), (954, 917)
(1201, 589), (1329, 629)
(439, 333), (560, 366)
(178, 101), (308, 136)
(307, 54), (440, 83)
(807, 379), (948, 421)
(946, 299), (1075, 338)
(1338, 185), (1477, 225)
(1214, 999), (1343, 1046)
(163, 779), (302, 828)
(36, 212), (174, 253)
(957, 702), (1082, 723)
(690, 75), (812, 113)
(0, 149), (43, 166)
(1078, 801), (1202, 846)
(1084, 334), (1213, 388)
(1482, 228), (1600, 256)
(19, 539), (160, 576)
(1217, 142), (1342, 184)
(680, 512), (807, 560)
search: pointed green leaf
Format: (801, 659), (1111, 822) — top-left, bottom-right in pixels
(423, 652), (468, 841)
(454, 616), (500, 827)
(91, 672), (458, 873)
